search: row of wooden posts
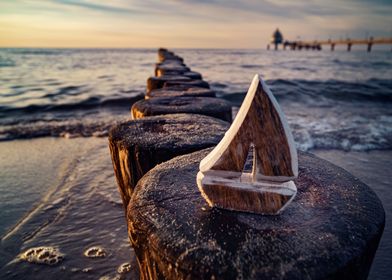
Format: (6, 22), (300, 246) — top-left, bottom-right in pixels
(108, 49), (234, 278)
(109, 48), (232, 209)
(108, 49), (385, 279)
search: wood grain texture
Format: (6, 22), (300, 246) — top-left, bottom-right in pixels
(147, 75), (192, 93)
(146, 86), (215, 99)
(201, 75), (297, 180)
(157, 49), (184, 63)
(156, 60), (187, 67)
(157, 70), (202, 80)
(155, 64), (189, 76)
(163, 79), (210, 90)
(108, 114), (229, 208)
(128, 148), (385, 280)
(131, 97), (232, 122)
(182, 71), (203, 80)
(199, 181), (293, 214)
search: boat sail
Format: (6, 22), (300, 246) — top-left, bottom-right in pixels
(197, 74), (298, 214)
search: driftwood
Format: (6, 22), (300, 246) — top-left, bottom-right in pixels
(128, 148), (385, 280)
(197, 74), (297, 214)
(146, 86), (216, 99)
(131, 97), (232, 122)
(108, 114), (229, 208)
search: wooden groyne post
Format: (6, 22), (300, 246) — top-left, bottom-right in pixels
(109, 48), (385, 279)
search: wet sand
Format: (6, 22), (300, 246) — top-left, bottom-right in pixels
(0, 138), (138, 279)
(0, 137), (390, 279)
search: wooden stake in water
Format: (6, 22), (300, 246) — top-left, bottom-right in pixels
(197, 74), (298, 214)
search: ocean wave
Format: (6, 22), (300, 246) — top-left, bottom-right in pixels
(267, 78), (392, 103)
(0, 58), (15, 67)
(290, 113), (392, 151)
(0, 94), (143, 116)
(219, 78), (392, 104)
(332, 59), (392, 68)
(293, 126), (392, 151)
(5, 48), (65, 55)
(241, 64), (260, 69)
(42, 85), (90, 99)
(1, 111), (391, 152)
(0, 117), (127, 141)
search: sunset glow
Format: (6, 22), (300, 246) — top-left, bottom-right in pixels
(1, 0), (392, 48)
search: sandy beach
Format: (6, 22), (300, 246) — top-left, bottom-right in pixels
(0, 138), (138, 279)
(0, 137), (390, 279)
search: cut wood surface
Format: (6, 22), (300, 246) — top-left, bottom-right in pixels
(156, 61), (187, 67)
(156, 70), (202, 80)
(154, 64), (189, 77)
(158, 51), (184, 63)
(147, 75), (192, 93)
(131, 97), (232, 122)
(155, 66), (189, 76)
(158, 55), (184, 63)
(163, 79), (209, 89)
(128, 148), (385, 280)
(108, 114), (229, 208)
(146, 87), (216, 99)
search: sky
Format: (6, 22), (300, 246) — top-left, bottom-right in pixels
(0, 0), (391, 48)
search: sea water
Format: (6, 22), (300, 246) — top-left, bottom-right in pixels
(1, 48), (391, 151)
(0, 48), (391, 279)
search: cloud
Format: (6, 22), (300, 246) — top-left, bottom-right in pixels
(53, 0), (136, 14)
(0, 0), (391, 47)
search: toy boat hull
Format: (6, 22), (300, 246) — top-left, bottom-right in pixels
(197, 171), (297, 215)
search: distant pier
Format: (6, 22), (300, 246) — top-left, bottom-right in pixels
(281, 37), (392, 52)
(269, 28), (392, 52)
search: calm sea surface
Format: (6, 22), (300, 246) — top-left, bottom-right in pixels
(0, 48), (391, 279)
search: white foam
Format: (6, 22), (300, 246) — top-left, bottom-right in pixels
(84, 246), (107, 258)
(20, 246), (64, 266)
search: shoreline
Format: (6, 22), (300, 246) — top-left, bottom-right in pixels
(0, 137), (390, 279)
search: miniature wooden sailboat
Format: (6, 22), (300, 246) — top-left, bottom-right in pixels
(197, 74), (298, 214)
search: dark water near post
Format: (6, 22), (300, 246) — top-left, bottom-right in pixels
(0, 48), (391, 279)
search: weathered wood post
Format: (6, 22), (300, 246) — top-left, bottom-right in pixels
(367, 37), (373, 52)
(348, 42), (352, 51)
(128, 148), (385, 279)
(131, 97), (232, 122)
(147, 76), (210, 94)
(108, 114), (229, 208)
(146, 86), (216, 99)
(109, 49), (385, 280)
